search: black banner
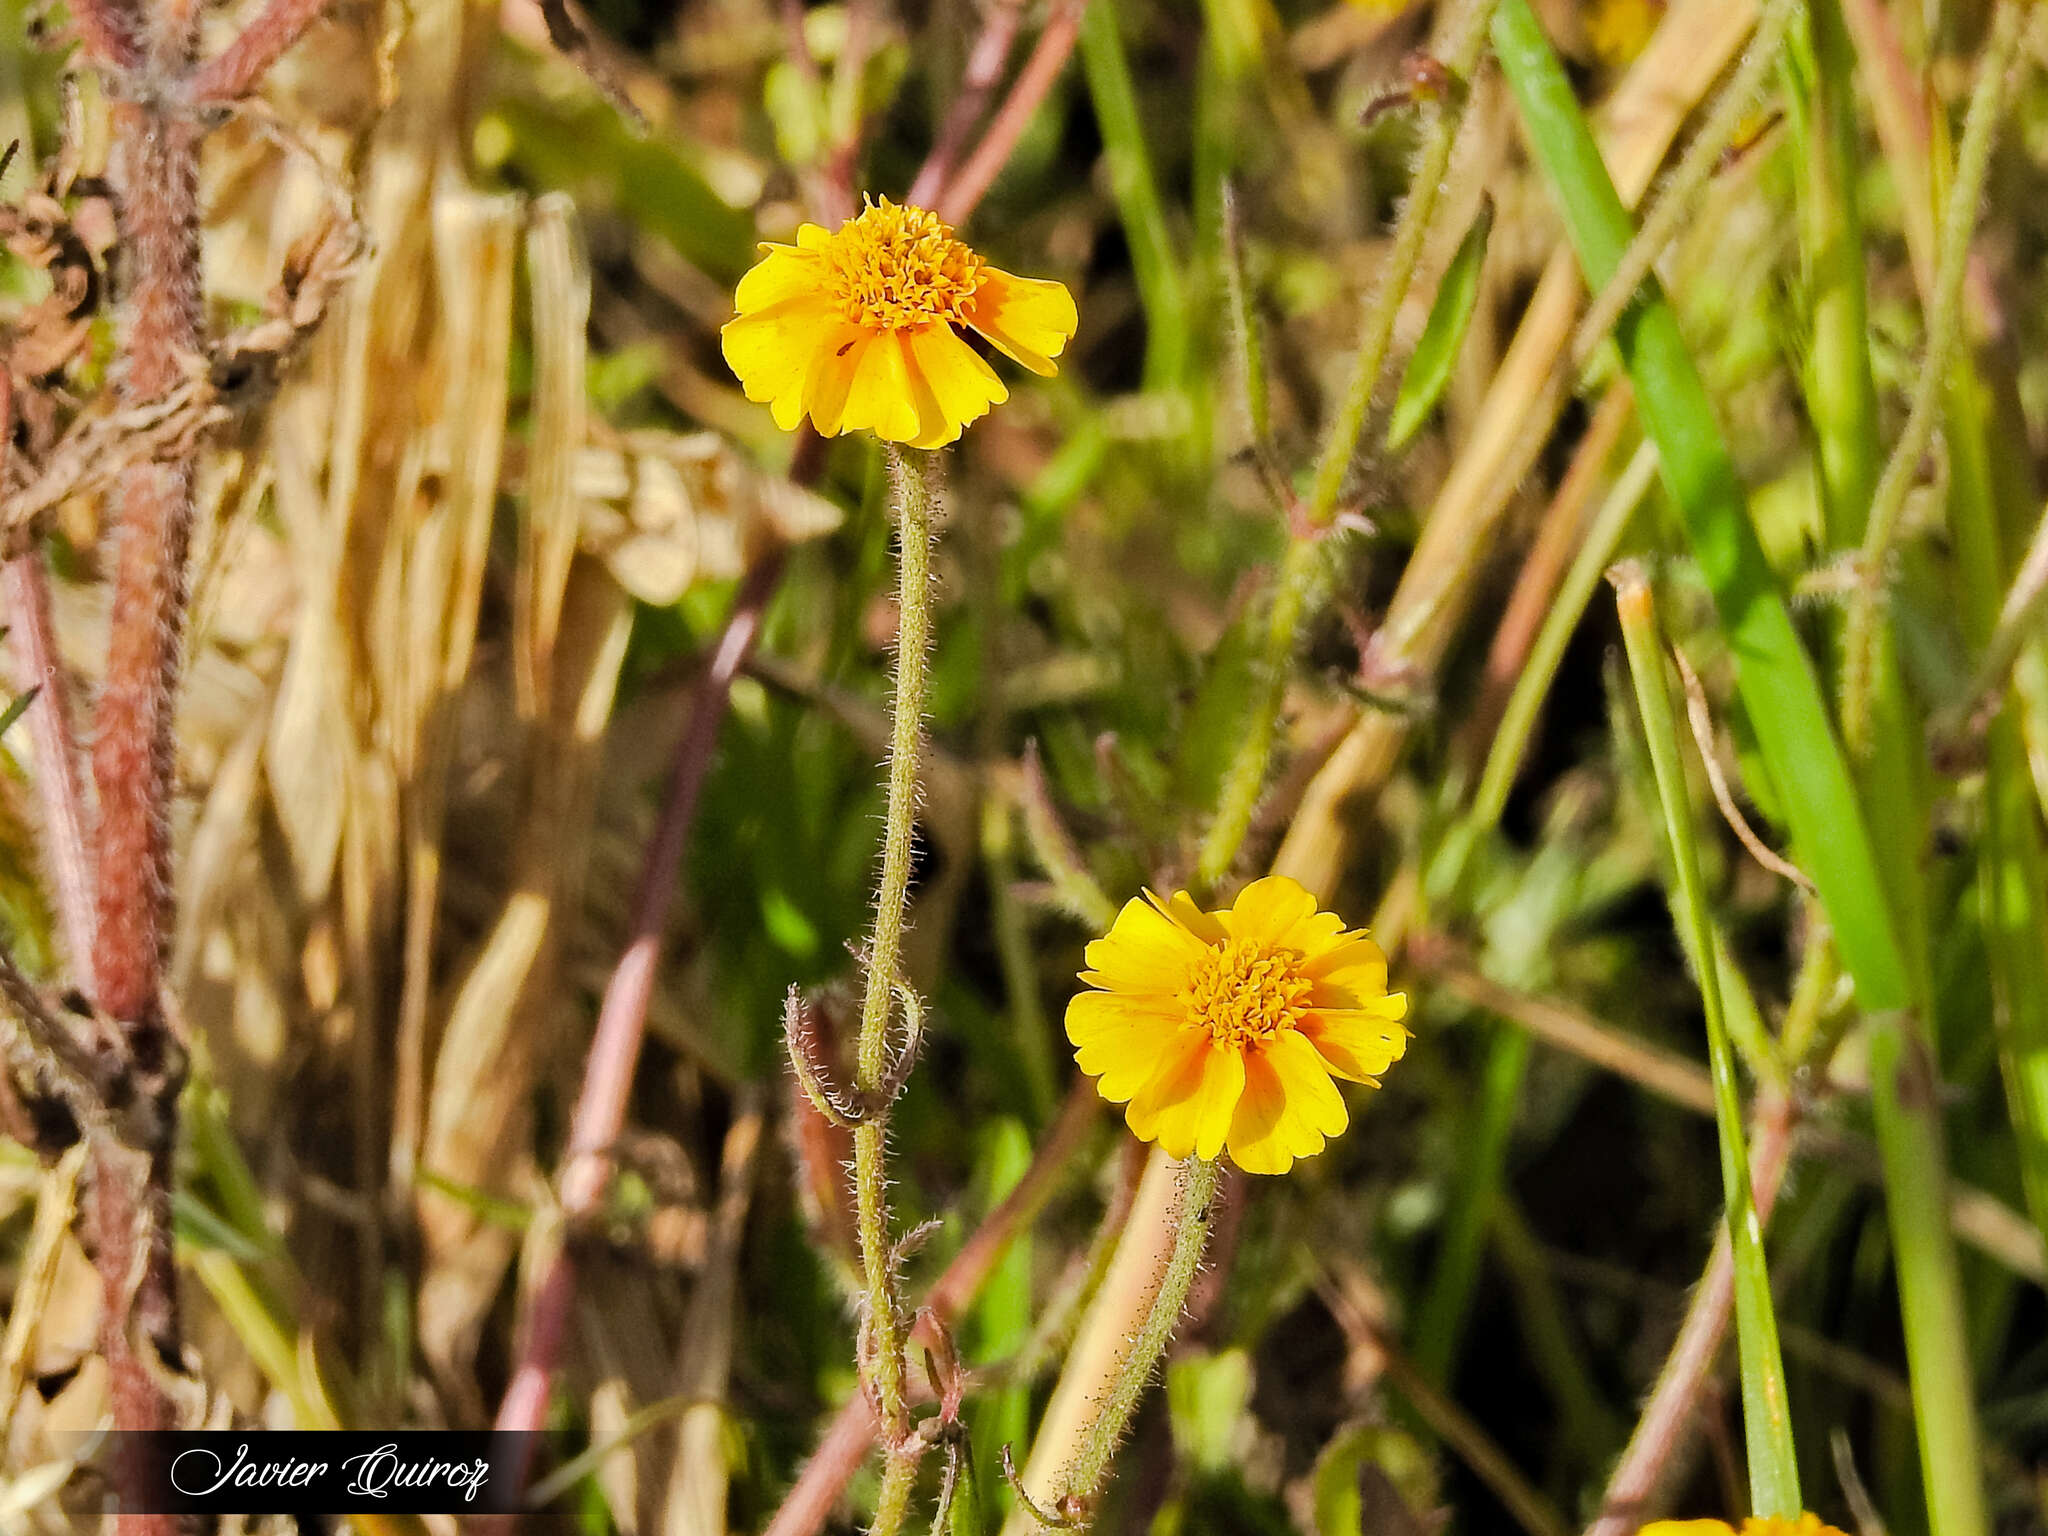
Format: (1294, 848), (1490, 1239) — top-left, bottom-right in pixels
(77, 1432), (544, 1514)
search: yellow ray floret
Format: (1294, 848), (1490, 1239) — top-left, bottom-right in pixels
(1641, 1519), (1849, 1536)
(1066, 875), (1409, 1175)
(721, 197), (1079, 448)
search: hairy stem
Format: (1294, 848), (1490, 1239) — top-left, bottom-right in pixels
(1585, 1094), (1798, 1536)
(1571, 0), (1799, 366)
(853, 447), (940, 1533)
(1067, 1155), (1218, 1500)
(1841, 0), (2022, 750)
(1001, 1151), (1218, 1534)
(88, 13), (207, 1514)
(187, 0), (339, 101)
(1305, 0), (1500, 523)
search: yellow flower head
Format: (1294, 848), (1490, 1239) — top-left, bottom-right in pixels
(1583, 0), (1663, 67)
(1641, 1519), (1850, 1536)
(1066, 876), (1409, 1175)
(721, 197), (1079, 448)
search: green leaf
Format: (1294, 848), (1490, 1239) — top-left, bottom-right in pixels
(1387, 199), (1493, 452)
(0, 684), (39, 742)
(171, 1191), (270, 1262)
(1166, 1348), (1253, 1474)
(947, 1437), (985, 1536)
(414, 1168), (534, 1232)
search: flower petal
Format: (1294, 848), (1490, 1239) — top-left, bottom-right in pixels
(1301, 933), (1391, 1004)
(1081, 894), (1210, 996)
(1159, 890), (1228, 945)
(902, 324), (1007, 447)
(1223, 1049), (1300, 1175)
(734, 244), (825, 314)
(1267, 1028), (1348, 1135)
(794, 222), (833, 251)
(1218, 876), (1321, 947)
(800, 322), (873, 437)
(1067, 989), (1183, 1102)
(1224, 1030), (1347, 1174)
(838, 323), (922, 442)
(1298, 1006), (1410, 1082)
(963, 267), (1077, 376)
(721, 297), (838, 429)
(1125, 1031), (1244, 1161)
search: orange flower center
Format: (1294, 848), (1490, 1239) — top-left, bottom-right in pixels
(1181, 939), (1313, 1047)
(820, 199), (985, 330)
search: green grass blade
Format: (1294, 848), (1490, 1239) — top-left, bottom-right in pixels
(1488, 0), (1903, 1007)
(1947, 358), (2048, 1246)
(1079, 0), (1188, 390)
(1490, 8), (1990, 1533)
(1615, 565), (1799, 1514)
(1798, 0), (1933, 1018)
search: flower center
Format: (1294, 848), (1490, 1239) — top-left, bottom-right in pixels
(1180, 939), (1314, 1047)
(820, 199), (985, 330)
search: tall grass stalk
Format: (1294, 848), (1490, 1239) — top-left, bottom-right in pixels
(1841, 0), (2025, 750)
(1615, 564), (1799, 1513)
(1489, 7), (1989, 1532)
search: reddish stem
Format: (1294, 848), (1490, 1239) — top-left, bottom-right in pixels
(89, 23), (206, 1526)
(494, 552), (784, 1456)
(66, 0), (144, 74)
(0, 379), (97, 980)
(905, 0), (1027, 211)
(187, 0), (339, 102)
(934, 0), (1087, 226)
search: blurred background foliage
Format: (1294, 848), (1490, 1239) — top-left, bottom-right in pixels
(0, 0), (2046, 1533)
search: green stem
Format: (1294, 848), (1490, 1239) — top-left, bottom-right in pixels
(1947, 363), (2048, 1246)
(1487, 15), (1991, 1527)
(1201, 0), (1501, 895)
(1411, 1024), (1530, 1387)
(1196, 537), (1319, 892)
(1305, 0), (1500, 524)
(1572, 0), (1801, 366)
(1842, 0), (2023, 751)
(1614, 566), (1799, 1515)
(856, 447), (940, 1522)
(1800, 0), (1934, 1023)
(1443, 438), (1657, 891)
(1065, 1156), (1221, 1504)
(1079, 0), (1187, 392)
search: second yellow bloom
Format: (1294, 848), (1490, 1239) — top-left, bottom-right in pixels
(722, 197), (1078, 448)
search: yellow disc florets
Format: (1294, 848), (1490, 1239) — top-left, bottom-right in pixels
(820, 198), (985, 330)
(1181, 939), (1314, 1047)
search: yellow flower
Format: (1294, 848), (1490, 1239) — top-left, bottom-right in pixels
(1641, 1520), (1849, 1536)
(1583, 0), (1663, 67)
(1066, 876), (1409, 1175)
(721, 197), (1079, 449)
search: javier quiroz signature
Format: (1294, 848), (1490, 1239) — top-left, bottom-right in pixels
(169, 1442), (493, 1503)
